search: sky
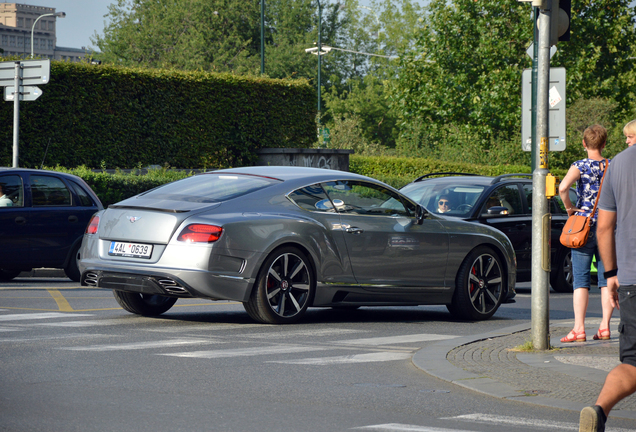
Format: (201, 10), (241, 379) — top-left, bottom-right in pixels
(5, 0), (424, 50)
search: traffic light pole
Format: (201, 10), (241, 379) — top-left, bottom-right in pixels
(531, 0), (553, 351)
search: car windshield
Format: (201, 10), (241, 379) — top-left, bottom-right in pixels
(401, 181), (486, 217)
(141, 173), (282, 203)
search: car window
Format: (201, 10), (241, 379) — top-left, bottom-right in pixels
(553, 188), (578, 214)
(0, 175), (23, 208)
(140, 173), (281, 203)
(481, 185), (523, 215)
(401, 182), (485, 216)
(522, 184), (533, 213)
(30, 175), (71, 207)
(322, 181), (411, 217)
(68, 180), (95, 207)
(287, 184), (334, 212)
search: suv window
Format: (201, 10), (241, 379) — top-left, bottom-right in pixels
(31, 175), (71, 206)
(481, 184), (523, 215)
(0, 175), (23, 207)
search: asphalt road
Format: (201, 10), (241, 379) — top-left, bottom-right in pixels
(0, 278), (624, 432)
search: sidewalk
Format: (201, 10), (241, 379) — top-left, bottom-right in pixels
(413, 318), (636, 421)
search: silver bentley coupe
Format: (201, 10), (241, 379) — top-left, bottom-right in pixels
(79, 166), (516, 323)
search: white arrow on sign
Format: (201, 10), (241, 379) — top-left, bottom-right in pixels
(4, 86), (43, 102)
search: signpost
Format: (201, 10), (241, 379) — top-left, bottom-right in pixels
(0, 59), (50, 167)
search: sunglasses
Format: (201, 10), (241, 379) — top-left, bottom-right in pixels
(438, 200), (450, 206)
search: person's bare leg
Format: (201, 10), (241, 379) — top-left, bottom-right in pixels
(599, 286), (614, 333)
(596, 364), (636, 415)
(573, 287), (589, 333)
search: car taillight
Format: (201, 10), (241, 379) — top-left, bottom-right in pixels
(86, 215), (99, 234)
(177, 224), (223, 243)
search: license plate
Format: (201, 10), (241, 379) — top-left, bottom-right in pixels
(109, 241), (153, 259)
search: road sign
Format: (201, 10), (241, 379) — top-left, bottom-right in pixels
(521, 67), (566, 152)
(4, 86), (43, 102)
(0, 59), (50, 87)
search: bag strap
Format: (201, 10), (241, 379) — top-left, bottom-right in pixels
(589, 158), (608, 218)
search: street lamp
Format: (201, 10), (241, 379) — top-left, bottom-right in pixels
(31, 11), (66, 58)
(317, 0), (323, 120)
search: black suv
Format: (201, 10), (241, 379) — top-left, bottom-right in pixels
(400, 173), (576, 293)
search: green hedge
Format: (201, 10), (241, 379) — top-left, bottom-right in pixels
(1, 61), (316, 169)
(57, 156), (568, 207)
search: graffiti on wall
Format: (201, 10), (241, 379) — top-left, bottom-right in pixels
(300, 155), (333, 169)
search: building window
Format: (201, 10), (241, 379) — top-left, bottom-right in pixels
(48, 39), (54, 50)
(9, 36), (15, 47)
(48, 21), (54, 31)
(25, 38), (30, 49)
(33, 38), (38, 49)
(17, 18), (24, 28)
(26, 18), (31, 28)
(1, 35), (7, 46)
(17, 37), (23, 47)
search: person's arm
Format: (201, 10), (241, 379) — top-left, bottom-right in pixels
(597, 208), (619, 308)
(558, 166), (581, 216)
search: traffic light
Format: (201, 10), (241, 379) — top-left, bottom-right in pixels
(549, 0), (571, 45)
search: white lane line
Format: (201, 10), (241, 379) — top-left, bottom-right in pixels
(442, 413), (634, 432)
(0, 326), (23, 332)
(268, 352), (412, 365)
(60, 338), (218, 352)
(0, 333), (109, 343)
(33, 319), (129, 327)
(243, 328), (366, 339)
(145, 323), (274, 333)
(353, 424), (477, 432)
(162, 344), (329, 359)
(0, 312), (93, 322)
(335, 334), (459, 346)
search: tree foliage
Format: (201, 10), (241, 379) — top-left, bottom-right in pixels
(389, 0), (636, 165)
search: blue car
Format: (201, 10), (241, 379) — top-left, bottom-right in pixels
(0, 168), (103, 281)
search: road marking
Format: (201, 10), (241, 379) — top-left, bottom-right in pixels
(268, 351), (411, 365)
(0, 333), (109, 343)
(442, 413), (634, 432)
(353, 424), (476, 431)
(60, 338), (219, 352)
(0, 312), (93, 322)
(335, 334), (459, 346)
(145, 323), (273, 333)
(243, 328), (366, 339)
(162, 344), (329, 359)
(32, 319), (131, 327)
(47, 289), (74, 311)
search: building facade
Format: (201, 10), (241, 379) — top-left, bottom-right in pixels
(0, 2), (86, 62)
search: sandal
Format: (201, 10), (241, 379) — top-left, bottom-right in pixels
(593, 329), (611, 340)
(560, 329), (587, 343)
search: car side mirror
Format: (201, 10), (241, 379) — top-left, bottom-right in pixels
(415, 204), (427, 224)
(481, 206), (509, 218)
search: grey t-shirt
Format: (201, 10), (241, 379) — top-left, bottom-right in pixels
(598, 145), (636, 285)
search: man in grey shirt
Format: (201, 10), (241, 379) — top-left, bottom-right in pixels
(579, 144), (636, 432)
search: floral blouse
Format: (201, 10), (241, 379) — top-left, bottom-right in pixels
(572, 158), (608, 225)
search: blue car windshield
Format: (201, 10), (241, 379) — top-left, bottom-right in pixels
(401, 181), (486, 216)
(141, 173), (282, 203)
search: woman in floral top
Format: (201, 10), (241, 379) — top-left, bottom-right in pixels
(558, 124), (613, 343)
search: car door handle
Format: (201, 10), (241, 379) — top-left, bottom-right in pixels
(345, 227), (364, 234)
(68, 215), (79, 223)
(15, 216), (26, 225)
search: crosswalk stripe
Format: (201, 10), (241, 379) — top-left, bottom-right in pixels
(0, 312), (93, 322)
(34, 319), (130, 327)
(145, 323), (274, 333)
(353, 424), (476, 432)
(60, 338), (218, 352)
(336, 334), (459, 346)
(242, 328), (365, 339)
(162, 344), (328, 359)
(268, 352), (412, 365)
(0, 333), (108, 343)
(442, 413), (634, 432)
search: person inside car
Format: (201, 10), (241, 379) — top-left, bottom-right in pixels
(0, 185), (13, 207)
(437, 195), (452, 213)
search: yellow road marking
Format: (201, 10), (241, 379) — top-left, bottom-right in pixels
(47, 289), (74, 312)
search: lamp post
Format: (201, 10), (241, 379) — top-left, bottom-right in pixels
(260, 0), (265, 74)
(31, 11), (66, 58)
(317, 0), (323, 120)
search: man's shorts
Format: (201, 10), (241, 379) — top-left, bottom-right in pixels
(619, 285), (636, 367)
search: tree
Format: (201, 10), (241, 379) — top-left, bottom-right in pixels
(388, 0), (636, 162)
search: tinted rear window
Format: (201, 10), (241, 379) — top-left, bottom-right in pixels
(141, 173), (281, 203)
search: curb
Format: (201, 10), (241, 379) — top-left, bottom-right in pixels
(412, 320), (636, 421)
